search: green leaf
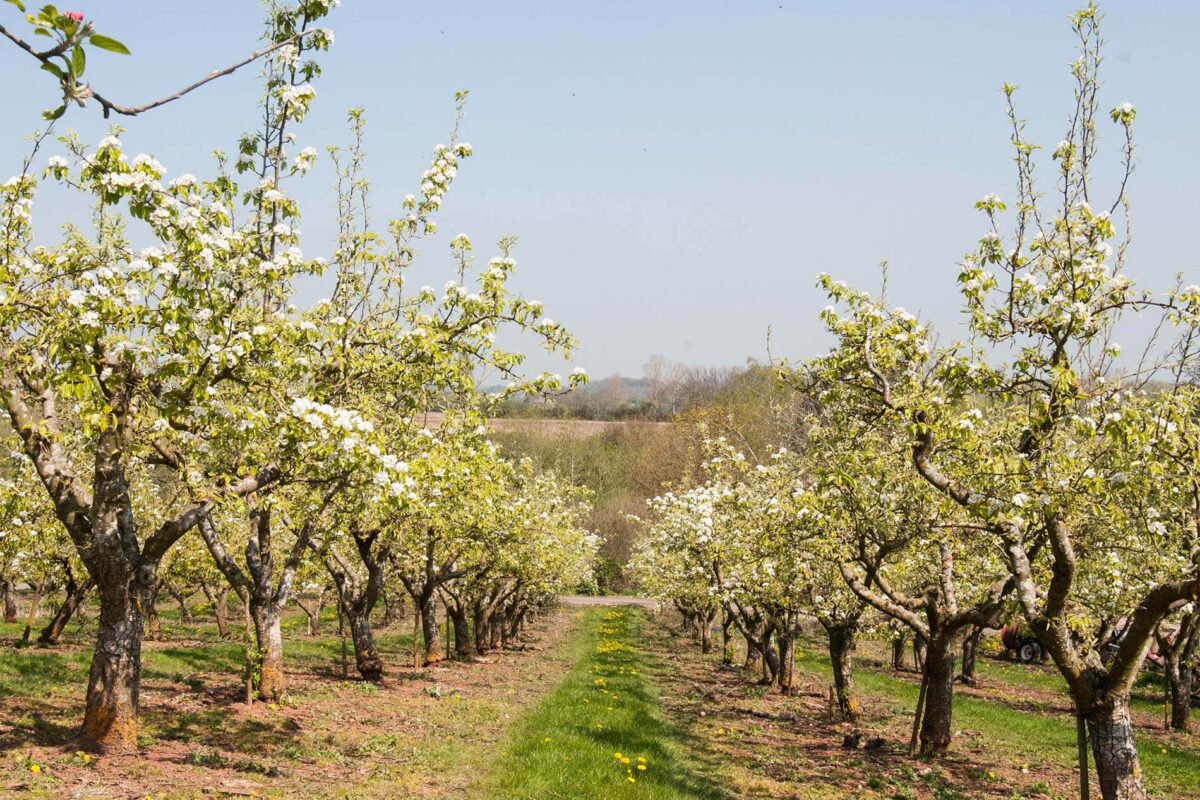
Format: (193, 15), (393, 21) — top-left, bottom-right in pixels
(71, 44), (84, 76)
(3, 1), (26, 13)
(39, 60), (64, 79)
(87, 33), (130, 55)
(42, 104), (65, 120)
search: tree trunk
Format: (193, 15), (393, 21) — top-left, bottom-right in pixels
(744, 632), (761, 671)
(168, 587), (193, 624)
(82, 584), (144, 750)
(38, 575), (95, 645)
(200, 582), (231, 639)
(420, 597), (443, 665)
(505, 605), (526, 644)
(776, 631), (795, 694)
(449, 603), (474, 659)
(959, 625), (983, 685)
(294, 590), (325, 637)
(891, 630), (908, 670)
(488, 614), (503, 651)
(145, 579), (162, 641)
(761, 628), (780, 684)
(381, 588), (403, 629)
(827, 622), (860, 720)
(1163, 656), (1193, 732)
(912, 635), (927, 673)
(472, 603), (490, 654)
(2, 577), (17, 623)
(919, 632), (958, 757)
(1086, 696), (1148, 800)
(700, 608), (714, 654)
(721, 611), (735, 666)
(346, 605), (383, 680)
(250, 601), (286, 701)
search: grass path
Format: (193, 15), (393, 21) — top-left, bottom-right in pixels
(480, 606), (728, 800)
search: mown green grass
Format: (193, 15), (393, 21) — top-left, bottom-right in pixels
(482, 607), (729, 800)
(794, 638), (1200, 798)
(0, 613), (417, 700)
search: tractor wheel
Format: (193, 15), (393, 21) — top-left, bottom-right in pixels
(1018, 641), (1041, 663)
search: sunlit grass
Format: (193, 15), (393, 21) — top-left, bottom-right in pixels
(483, 607), (728, 800)
(793, 637), (1200, 797)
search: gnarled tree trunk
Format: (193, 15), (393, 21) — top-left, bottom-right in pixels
(166, 586), (193, 624)
(313, 529), (387, 682)
(249, 600), (286, 700)
(776, 630), (795, 694)
(1086, 694), (1147, 800)
(39, 569), (94, 645)
(2, 577), (17, 623)
(472, 601), (489, 654)
(1156, 614), (1198, 732)
(144, 577), (162, 641)
(959, 624), (983, 685)
(346, 603), (382, 680)
(82, 567), (148, 750)
(419, 596), (443, 664)
(699, 606), (715, 654)
(721, 610), (735, 666)
(891, 629), (909, 670)
(825, 620), (860, 720)
(919, 631), (958, 757)
(199, 580), (231, 639)
(1162, 656), (1194, 732)
(445, 597), (474, 659)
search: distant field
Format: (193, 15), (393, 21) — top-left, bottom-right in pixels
(422, 412), (674, 439)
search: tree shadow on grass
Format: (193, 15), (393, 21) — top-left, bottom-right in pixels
(0, 711), (80, 751)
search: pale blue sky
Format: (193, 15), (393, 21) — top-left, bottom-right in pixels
(2, 1), (1197, 378)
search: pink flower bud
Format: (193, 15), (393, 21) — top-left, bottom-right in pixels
(65, 11), (85, 22)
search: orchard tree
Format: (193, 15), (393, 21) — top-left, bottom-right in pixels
(809, 6), (1200, 796)
(812, 423), (1011, 754)
(0, 1), (343, 748)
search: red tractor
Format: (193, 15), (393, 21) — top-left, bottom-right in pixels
(1001, 622), (1043, 663)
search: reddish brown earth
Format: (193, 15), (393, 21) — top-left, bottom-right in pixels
(1, 610), (579, 799)
(640, 619), (1087, 800)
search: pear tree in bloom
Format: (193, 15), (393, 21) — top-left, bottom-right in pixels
(807, 6), (1200, 796)
(0, 445), (79, 639)
(384, 418), (518, 668)
(809, 420), (1011, 755)
(699, 443), (841, 697)
(1103, 383), (1200, 732)
(0, 0), (342, 748)
(633, 437), (874, 713)
(773, 454), (869, 719)
(468, 465), (598, 650)
(632, 483), (728, 657)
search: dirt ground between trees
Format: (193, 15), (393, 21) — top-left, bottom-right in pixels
(641, 618), (1093, 800)
(1, 609), (580, 800)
